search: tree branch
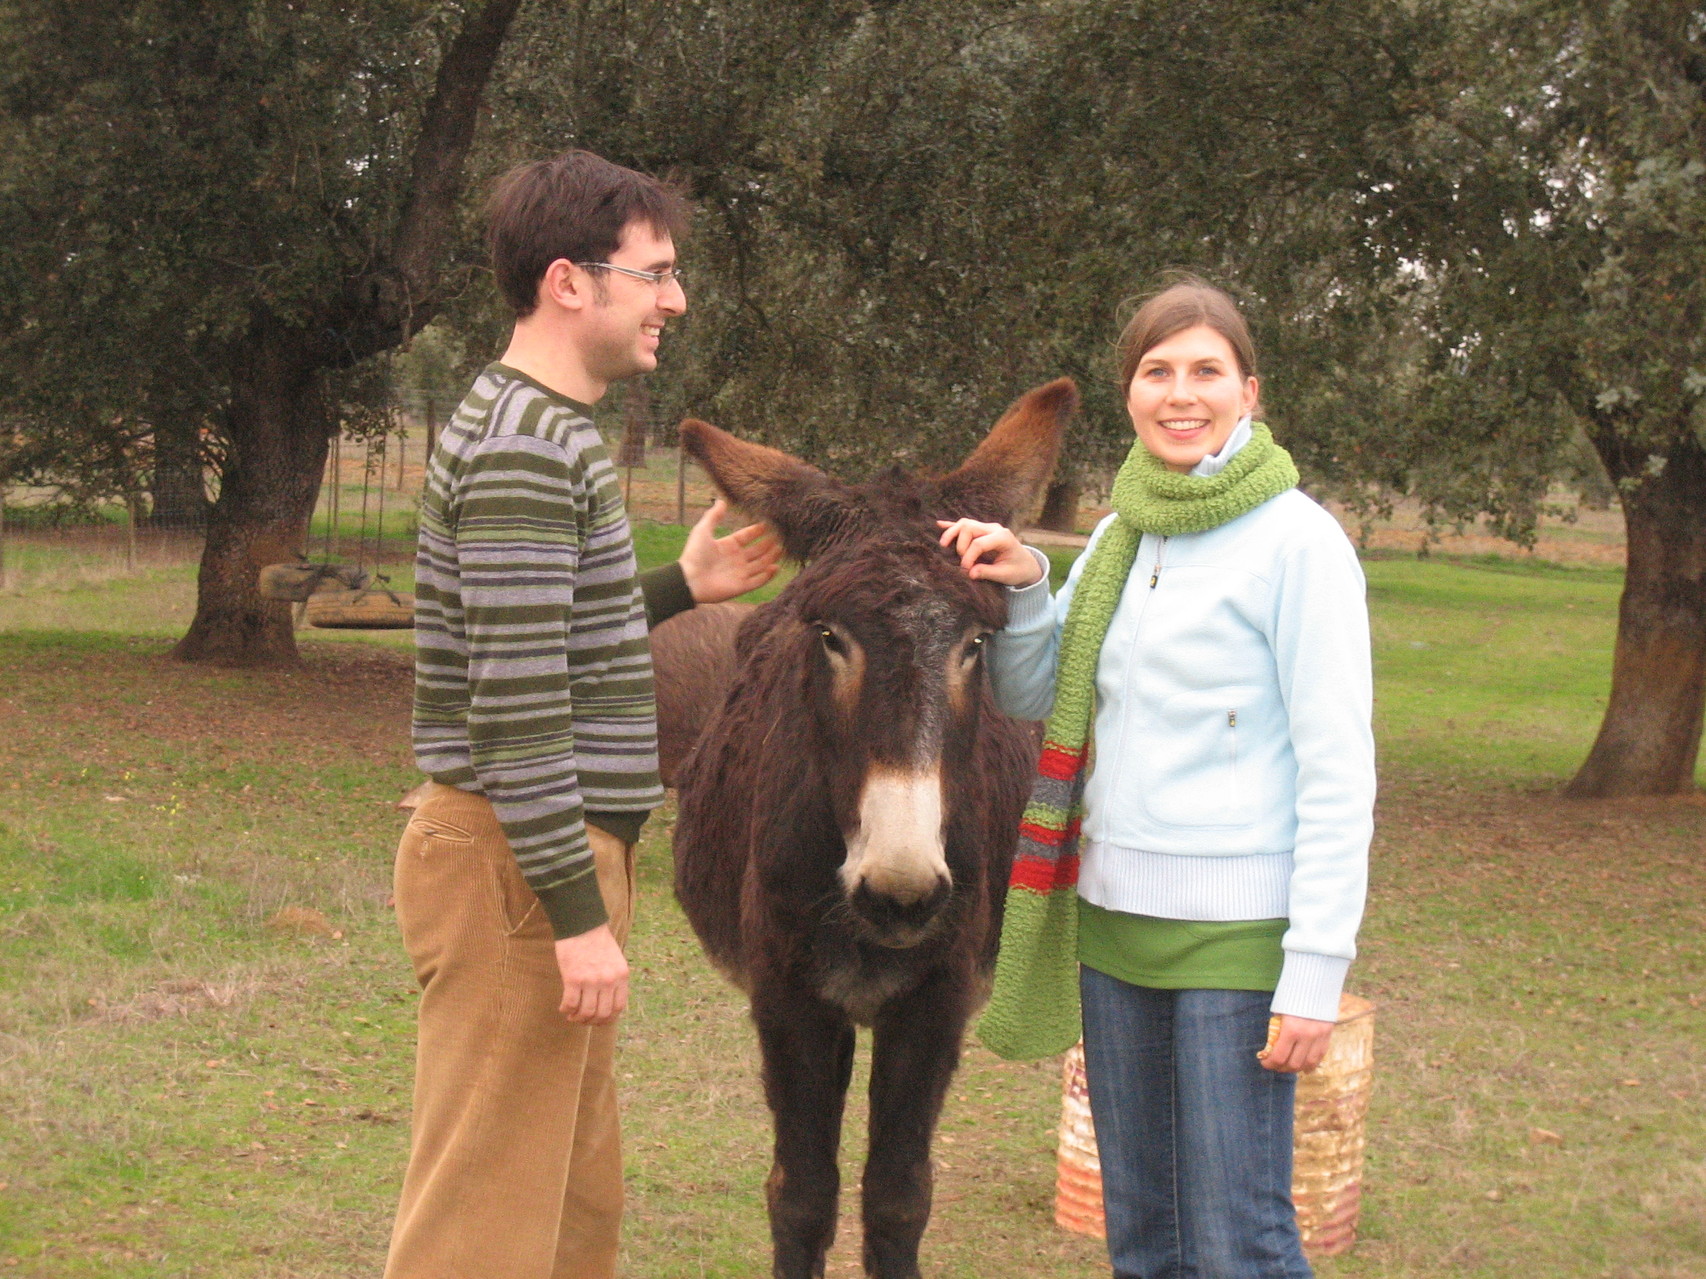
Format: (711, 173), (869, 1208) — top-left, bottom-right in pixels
(362, 0), (525, 350)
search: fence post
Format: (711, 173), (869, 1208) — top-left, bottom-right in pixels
(125, 493), (139, 573)
(620, 379), (649, 507)
(676, 445), (687, 526)
(0, 485), (8, 590)
(425, 396), (437, 467)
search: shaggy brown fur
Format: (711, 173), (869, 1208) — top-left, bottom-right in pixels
(650, 601), (754, 787)
(671, 380), (1074, 1279)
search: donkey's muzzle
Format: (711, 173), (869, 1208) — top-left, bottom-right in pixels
(848, 875), (952, 948)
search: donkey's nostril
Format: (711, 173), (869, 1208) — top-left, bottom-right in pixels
(849, 876), (951, 947)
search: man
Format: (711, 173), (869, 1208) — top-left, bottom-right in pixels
(385, 150), (779, 1279)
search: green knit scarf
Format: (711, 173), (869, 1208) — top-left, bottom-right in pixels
(976, 424), (1299, 1061)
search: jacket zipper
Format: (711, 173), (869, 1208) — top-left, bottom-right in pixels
(1228, 708), (1240, 790)
(1235, 706), (1248, 787)
(1148, 536), (1168, 588)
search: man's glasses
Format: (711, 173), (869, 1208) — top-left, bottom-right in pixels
(575, 262), (685, 289)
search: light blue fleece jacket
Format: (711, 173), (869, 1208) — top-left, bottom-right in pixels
(989, 425), (1375, 1022)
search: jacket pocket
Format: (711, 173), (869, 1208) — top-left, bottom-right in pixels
(1138, 690), (1259, 829)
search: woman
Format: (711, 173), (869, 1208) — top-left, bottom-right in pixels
(938, 278), (1374, 1279)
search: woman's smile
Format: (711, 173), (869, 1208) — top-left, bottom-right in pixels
(1126, 324), (1259, 472)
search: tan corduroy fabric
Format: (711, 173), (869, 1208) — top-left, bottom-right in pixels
(385, 783), (636, 1279)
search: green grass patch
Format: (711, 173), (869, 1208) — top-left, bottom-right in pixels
(0, 822), (160, 915)
(0, 556), (1701, 1275)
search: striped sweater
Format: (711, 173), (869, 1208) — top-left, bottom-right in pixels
(413, 364), (666, 939)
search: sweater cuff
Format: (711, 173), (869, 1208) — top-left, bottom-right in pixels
(1271, 951), (1351, 1023)
(1003, 548), (1055, 630)
(586, 809), (647, 846)
(640, 562), (695, 629)
(536, 868), (611, 940)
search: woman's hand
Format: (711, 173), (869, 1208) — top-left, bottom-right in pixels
(936, 518), (1045, 587)
(1258, 1014), (1334, 1073)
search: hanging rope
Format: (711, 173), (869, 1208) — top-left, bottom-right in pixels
(355, 435), (373, 572)
(324, 434), (341, 564)
(373, 407), (392, 570)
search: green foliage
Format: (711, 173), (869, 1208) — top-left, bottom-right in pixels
(477, 0), (1437, 483)
(12, 0), (1691, 520)
(0, 0), (458, 483)
(5, 0), (1701, 504)
(1318, 0), (1706, 530)
(390, 322), (483, 424)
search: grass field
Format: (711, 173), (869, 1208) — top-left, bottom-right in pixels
(0, 526), (1702, 1277)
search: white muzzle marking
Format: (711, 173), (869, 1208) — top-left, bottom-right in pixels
(840, 767), (950, 903)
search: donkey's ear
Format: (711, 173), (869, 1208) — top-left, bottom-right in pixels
(679, 419), (861, 561)
(929, 378), (1076, 526)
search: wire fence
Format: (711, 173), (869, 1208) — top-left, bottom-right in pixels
(0, 400), (722, 608)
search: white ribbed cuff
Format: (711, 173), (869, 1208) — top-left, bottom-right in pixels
(1271, 951), (1351, 1023)
(1003, 548), (1055, 629)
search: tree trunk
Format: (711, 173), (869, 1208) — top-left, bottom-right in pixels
(172, 347), (331, 668)
(147, 420), (210, 531)
(1566, 430), (1706, 797)
(169, 0), (521, 666)
(1035, 477), (1083, 534)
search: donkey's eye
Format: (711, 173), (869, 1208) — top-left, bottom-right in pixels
(964, 633), (992, 661)
(818, 626), (849, 657)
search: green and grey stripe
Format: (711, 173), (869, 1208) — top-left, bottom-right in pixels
(413, 364), (663, 938)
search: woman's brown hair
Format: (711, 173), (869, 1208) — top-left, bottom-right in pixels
(1115, 275), (1257, 392)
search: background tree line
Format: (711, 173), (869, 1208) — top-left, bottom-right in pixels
(0, 0), (1701, 797)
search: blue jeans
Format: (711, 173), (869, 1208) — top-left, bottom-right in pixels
(1079, 967), (1312, 1279)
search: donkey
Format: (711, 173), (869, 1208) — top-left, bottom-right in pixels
(671, 380), (1075, 1279)
(651, 601), (753, 786)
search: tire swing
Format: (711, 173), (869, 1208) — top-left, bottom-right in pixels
(255, 429), (414, 631)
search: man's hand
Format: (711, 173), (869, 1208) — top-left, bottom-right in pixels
(555, 924), (628, 1025)
(678, 499), (783, 603)
(1258, 1013), (1334, 1073)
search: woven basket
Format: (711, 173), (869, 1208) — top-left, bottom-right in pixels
(1055, 993), (1375, 1257)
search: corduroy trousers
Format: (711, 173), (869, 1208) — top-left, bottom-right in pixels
(384, 782), (636, 1279)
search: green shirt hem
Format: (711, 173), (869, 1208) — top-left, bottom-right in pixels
(1076, 899), (1285, 991)
(585, 809), (647, 846)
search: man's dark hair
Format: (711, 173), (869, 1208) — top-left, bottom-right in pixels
(486, 150), (690, 318)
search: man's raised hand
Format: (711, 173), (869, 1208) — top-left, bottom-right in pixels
(679, 499), (783, 603)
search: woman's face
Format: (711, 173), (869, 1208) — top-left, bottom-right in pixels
(1125, 324), (1259, 473)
